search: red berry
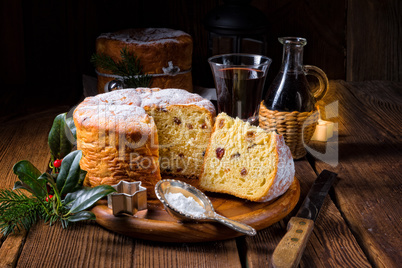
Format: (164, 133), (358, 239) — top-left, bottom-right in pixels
(45, 195), (53, 202)
(54, 159), (62, 168)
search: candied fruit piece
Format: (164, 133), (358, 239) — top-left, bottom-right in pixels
(174, 117), (181, 125)
(157, 107), (168, 112)
(201, 123), (207, 129)
(216, 148), (225, 159)
(186, 123), (193, 129)
(231, 152), (240, 159)
(240, 168), (248, 176)
(218, 119), (225, 128)
(246, 131), (255, 140)
(247, 144), (256, 150)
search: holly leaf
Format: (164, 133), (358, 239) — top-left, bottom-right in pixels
(68, 185), (116, 214)
(65, 116), (77, 141)
(69, 170), (87, 193)
(38, 172), (61, 198)
(48, 113), (73, 160)
(38, 172), (56, 187)
(63, 187), (87, 207)
(12, 160), (47, 199)
(13, 180), (34, 193)
(56, 150), (82, 195)
(67, 211), (95, 222)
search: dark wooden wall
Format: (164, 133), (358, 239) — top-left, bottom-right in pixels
(0, 0), (401, 117)
(347, 0), (402, 81)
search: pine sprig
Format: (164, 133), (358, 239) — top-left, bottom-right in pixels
(91, 48), (152, 88)
(0, 189), (43, 236)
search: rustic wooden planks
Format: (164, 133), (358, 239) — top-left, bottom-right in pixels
(133, 239), (241, 267)
(15, 220), (243, 267)
(0, 230), (27, 268)
(313, 81), (402, 267)
(242, 160), (371, 268)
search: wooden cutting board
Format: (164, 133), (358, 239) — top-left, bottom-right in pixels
(92, 177), (300, 243)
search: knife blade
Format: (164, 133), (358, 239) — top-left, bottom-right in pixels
(271, 170), (337, 268)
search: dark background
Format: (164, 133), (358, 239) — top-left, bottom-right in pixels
(0, 0), (401, 119)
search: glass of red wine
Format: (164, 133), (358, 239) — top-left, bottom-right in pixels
(208, 54), (272, 125)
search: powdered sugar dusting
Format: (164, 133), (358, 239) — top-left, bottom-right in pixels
(73, 89), (151, 135)
(74, 88), (215, 131)
(139, 88), (216, 115)
(98, 28), (190, 45)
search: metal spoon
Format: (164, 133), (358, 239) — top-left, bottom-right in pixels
(155, 179), (257, 236)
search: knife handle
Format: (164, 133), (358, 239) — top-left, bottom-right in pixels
(271, 217), (314, 268)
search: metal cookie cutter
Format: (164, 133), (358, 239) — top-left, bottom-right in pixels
(107, 181), (147, 216)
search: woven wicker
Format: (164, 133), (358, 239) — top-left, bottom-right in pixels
(259, 102), (319, 159)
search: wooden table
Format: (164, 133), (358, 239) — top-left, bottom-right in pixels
(0, 80), (400, 267)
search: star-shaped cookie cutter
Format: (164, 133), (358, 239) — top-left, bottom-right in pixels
(107, 180), (147, 216)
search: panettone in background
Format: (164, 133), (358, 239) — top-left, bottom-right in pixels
(94, 28), (193, 93)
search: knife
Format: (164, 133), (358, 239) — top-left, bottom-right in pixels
(271, 170), (337, 268)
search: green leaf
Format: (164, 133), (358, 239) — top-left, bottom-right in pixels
(13, 180), (34, 193)
(67, 211), (95, 222)
(65, 116), (77, 140)
(69, 170), (87, 193)
(48, 113), (73, 160)
(13, 160), (46, 198)
(56, 150), (82, 195)
(38, 172), (62, 201)
(68, 185), (115, 214)
(38, 172), (56, 186)
(63, 187), (87, 208)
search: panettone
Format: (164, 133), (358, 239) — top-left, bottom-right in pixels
(199, 113), (295, 202)
(95, 28), (193, 93)
(73, 88), (215, 197)
(73, 89), (161, 198)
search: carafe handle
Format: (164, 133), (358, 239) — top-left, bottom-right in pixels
(304, 65), (329, 101)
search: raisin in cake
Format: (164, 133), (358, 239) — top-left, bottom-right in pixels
(199, 113), (295, 202)
(95, 28), (193, 93)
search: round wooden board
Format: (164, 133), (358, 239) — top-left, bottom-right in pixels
(92, 177), (300, 243)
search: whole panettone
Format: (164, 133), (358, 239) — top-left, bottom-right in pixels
(73, 88), (215, 198)
(95, 28), (193, 93)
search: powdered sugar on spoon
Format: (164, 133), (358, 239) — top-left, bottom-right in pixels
(155, 179), (256, 236)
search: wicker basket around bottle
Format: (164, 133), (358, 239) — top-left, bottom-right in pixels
(259, 102), (319, 159)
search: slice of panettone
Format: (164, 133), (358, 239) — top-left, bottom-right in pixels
(199, 113), (295, 202)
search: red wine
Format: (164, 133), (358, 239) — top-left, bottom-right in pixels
(215, 67), (267, 119)
(263, 71), (315, 112)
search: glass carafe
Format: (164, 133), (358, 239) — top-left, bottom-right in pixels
(263, 37), (328, 112)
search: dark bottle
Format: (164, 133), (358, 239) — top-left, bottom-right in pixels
(263, 37), (328, 112)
